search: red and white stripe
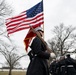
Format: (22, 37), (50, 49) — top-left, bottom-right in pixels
(6, 11), (44, 34)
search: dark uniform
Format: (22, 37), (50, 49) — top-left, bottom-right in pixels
(56, 55), (76, 75)
(64, 54), (76, 75)
(26, 36), (50, 75)
(57, 58), (66, 75)
(49, 60), (57, 75)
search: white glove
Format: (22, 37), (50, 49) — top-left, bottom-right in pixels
(50, 52), (56, 59)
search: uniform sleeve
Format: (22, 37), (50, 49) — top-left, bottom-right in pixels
(31, 37), (50, 59)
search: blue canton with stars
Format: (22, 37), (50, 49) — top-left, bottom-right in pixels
(26, 1), (43, 18)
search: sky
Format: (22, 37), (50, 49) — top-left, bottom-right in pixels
(0, 0), (76, 68)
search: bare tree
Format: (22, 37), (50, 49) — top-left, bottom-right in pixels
(48, 23), (76, 56)
(0, 39), (26, 75)
(0, 0), (12, 17)
(0, 0), (13, 35)
(0, 1), (26, 75)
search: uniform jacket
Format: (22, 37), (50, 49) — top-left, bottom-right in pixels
(56, 57), (76, 75)
(26, 36), (50, 75)
(65, 57), (76, 75)
(49, 61), (57, 75)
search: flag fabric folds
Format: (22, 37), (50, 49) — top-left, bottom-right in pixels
(6, 1), (44, 34)
(24, 26), (43, 51)
(24, 29), (36, 51)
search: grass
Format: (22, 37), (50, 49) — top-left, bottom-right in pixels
(0, 71), (26, 75)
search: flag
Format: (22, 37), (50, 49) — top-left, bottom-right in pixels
(24, 26), (43, 51)
(24, 29), (36, 51)
(6, 1), (44, 34)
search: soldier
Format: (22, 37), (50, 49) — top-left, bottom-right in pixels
(56, 54), (76, 75)
(49, 59), (57, 75)
(26, 27), (56, 75)
(55, 56), (66, 75)
(64, 53), (76, 75)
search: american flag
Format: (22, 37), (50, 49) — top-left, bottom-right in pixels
(6, 1), (44, 34)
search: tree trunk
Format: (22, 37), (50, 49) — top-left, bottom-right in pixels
(61, 44), (63, 56)
(8, 68), (12, 75)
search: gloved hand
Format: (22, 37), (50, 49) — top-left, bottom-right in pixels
(50, 52), (56, 59)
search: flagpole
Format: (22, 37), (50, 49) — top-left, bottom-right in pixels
(42, 0), (45, 39)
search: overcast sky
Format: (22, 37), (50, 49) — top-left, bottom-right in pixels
(1, 0), (76, 68)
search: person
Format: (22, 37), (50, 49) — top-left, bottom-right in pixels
(26, 27), (56, 75)
(49, 59), (57, 75)
(55, 54), (76, 75)
(64, 54), (76, 75)
(56, 56), (66, 75)
(50, 56), (66, 75)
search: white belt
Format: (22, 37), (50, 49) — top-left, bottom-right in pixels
(61, 65), (73, 67)
(67, 65), (73, 67)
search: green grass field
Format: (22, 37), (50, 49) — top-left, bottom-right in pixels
(0, 71), (26, 75)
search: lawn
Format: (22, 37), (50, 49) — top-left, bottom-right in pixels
(0, 71), (26, 75)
